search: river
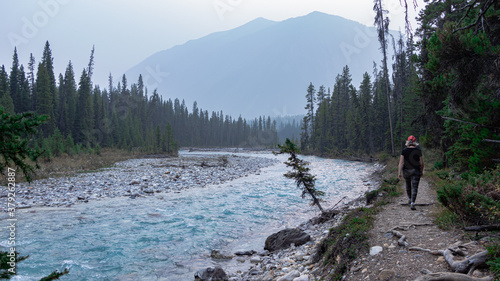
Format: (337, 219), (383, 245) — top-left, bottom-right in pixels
(1, 151), (377, 280)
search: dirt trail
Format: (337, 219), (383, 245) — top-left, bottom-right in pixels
(343, 177), (491, 281)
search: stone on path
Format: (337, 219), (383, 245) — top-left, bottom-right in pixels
(370, 246), (383, 256)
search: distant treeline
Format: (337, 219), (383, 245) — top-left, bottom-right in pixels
(0, 42), (279, 157)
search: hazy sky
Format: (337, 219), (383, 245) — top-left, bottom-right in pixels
(0, 0), (422, 89)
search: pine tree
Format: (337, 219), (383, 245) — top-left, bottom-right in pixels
(0, 65), (14, 114)
(74, 69), (93, 145)
(41, 41), (58, 127)
(359, 73), (374, 154)
(275, 138), (325, 214)
(9, 48), (21, 113)
(302, 83), (316, 150)
(35, 62), (55, 136)
(0, 108), (47, 182)
(374, 0), (395, 156)
(27, 54), (36, 109)
(18, 65), (31, 113)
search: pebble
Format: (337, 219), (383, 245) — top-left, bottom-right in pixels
(0, 154), (279, 209)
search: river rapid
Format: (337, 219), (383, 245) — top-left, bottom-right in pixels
(0, 150), (378, 280)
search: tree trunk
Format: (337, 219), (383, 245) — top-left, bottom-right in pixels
(308, 190), (325, 214)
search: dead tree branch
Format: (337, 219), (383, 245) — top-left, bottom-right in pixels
(453, 0), (495, 33)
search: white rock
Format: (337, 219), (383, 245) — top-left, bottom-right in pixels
(293, 275), (310, 281)
(250, 256), (261, 264)
(370, 246), (383, 256)
(277, 270), (301, 281)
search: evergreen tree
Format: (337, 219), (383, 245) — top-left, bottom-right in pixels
(0, 65), (14, 114)
(27, 54), (36, 109)
(9, 48), (21, 113)
(0, 108), (47, 182)
(18, 65), (31, 113)
(41, 41), (58, 126)
(358, 73), (374, 154)
(275, 138), (325, 214)
(374, 0), (396, 156)
(35, 62), (55, 136)
(74, 69), (93, 145)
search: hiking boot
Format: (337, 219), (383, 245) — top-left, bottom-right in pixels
(410, 202), (416, 210)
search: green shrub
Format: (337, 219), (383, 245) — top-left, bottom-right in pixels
(433, 161), (444, 170)
(486, 239), (500, 281)
(434, 209), (459, 230)
(437, 166), (500, 225)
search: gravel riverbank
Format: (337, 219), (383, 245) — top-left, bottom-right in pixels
(0, 154), (279, 210)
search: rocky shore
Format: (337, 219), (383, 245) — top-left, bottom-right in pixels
(216, 197), (368, 281)
(0, 154), (279, 210)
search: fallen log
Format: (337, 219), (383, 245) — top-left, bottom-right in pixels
(413, 272), (493, 281)
(464, 225), (500, 232)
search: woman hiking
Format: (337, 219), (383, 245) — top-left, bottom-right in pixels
(398, 135), (424, 210)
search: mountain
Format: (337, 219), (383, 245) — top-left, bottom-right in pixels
(125, 12), (399, 118)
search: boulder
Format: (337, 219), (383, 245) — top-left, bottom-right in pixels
(194, 266), (228, 281)
(264, 228), (311, 252)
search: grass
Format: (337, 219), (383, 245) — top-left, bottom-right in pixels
(314, 207), (378, 281)
(0, 148), (143, 185)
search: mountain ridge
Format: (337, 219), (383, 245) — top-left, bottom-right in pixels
(126, 12), (399, 118)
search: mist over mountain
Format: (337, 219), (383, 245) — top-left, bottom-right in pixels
(126, 11), (399, 118)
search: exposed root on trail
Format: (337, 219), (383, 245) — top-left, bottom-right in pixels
(413, 272), (493, 281)
(386, 225), (493, 280)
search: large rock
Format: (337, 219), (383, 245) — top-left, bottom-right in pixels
(194, 266), (228, 281)
(264, 228), (311, 252)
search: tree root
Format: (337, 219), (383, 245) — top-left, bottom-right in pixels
(387, 224), (433, 247)
(408, 247), (442, 255)
(413, 272), (493, 281)
(443, 249), (489, 274)
(390, 229), (408, 247)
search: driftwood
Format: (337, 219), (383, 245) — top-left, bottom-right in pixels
(464, 225), (500, 232)
(413, 272), (493, 281)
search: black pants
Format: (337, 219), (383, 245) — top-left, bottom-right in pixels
(403, 169), (421, 203)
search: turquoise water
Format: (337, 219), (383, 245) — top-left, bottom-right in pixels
(1, 152), (375, 280)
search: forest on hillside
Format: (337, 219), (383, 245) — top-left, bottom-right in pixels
(0, 43), (280, 161)
(300, 0), (499, 173)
